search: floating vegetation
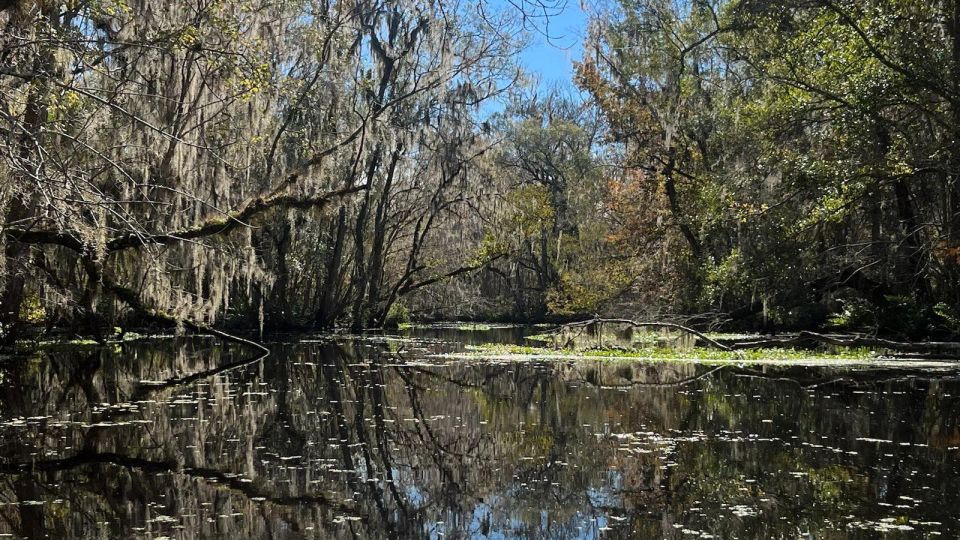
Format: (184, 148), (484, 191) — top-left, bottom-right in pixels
(399, 321), (526, 331)
(450, 343), (919, 367)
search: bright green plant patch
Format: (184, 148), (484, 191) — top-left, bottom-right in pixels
(459, 343), (886, 365)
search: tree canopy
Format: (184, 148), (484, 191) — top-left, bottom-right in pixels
(3, 0), (960, 341)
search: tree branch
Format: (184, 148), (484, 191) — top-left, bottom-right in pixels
(3, 185), (364, 253)
(106, 184), (365, 252)
(398, 253), (505, 296)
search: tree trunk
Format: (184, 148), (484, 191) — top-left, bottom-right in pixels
(267, 221), (291, 327)
(1, 198), (30, 339)
(316, 207), (347, 328)
(949, 0), (960, 245)
(364, 147), (401, 328)
(942, 0), (960, 306)
(1, 16), (50, 339)
(349, 147), (381, 331)
(662, 147), (701, 258)
(893, 178), (928, 298)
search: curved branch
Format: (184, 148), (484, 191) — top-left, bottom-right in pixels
(3, 185), (364, 253)
(106, 184), (365, 252)
(1, 228), (86, 252)
(397, 253), (505, 296)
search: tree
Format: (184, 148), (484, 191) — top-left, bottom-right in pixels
(0, 0), (526, 340)
(477, 91), (626, 318)
(719, 0), (960, 332)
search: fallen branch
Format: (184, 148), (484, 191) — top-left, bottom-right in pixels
(728, 331), (960, 356)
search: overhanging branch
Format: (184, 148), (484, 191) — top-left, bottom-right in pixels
(3, 185), (364, 254)
(398, 253), (505, 295)
(106, 184), (365, 252)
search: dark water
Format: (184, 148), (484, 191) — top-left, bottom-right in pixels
(1, 330), (960, 539)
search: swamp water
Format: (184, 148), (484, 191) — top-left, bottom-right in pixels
(0, 328), (959, 539)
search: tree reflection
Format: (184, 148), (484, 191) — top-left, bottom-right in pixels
(0, 337), (959, 537)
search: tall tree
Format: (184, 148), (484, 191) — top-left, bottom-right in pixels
(0, 0), (524, 339)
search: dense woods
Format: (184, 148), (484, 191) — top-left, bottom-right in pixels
(3, 0), (960, 342)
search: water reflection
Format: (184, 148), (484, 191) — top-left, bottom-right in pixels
(394, 324), (539, 347)
(0, 333), (959, 538)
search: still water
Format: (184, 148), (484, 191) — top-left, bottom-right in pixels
(1, 329), (959, 539)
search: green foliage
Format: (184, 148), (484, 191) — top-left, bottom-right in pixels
(469, 343), (878, 363)
(827, 297), (877, 331)
(90, 0), (131, 18)
(563, 0), (960, 333)
(18, 292), (46, 325)
(700, 249), (751, 308)
(456, 323), (492, 331)
(505, 184), (554, 236)
(934, 303), (960, 335)
(827, 295), (937, 338)
(472, 232), (508, 266)
(383, 303), (411, 329)
(478, 92), (620, 319)
(546, 263), (633, 316)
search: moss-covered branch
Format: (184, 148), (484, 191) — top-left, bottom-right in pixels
(3, 185), (364, 254)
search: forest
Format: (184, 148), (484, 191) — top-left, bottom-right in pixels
(3, 0), (960, 343)
(7, 2), (960, 537)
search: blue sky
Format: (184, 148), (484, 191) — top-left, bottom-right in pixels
(504, 1), (589, 90)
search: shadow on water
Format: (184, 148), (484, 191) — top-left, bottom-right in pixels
(1, 332), (960, 538)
